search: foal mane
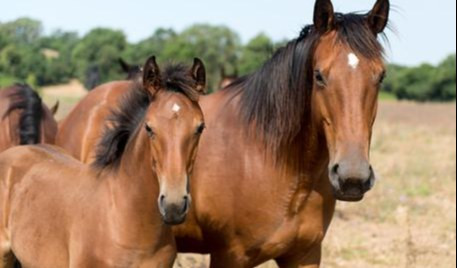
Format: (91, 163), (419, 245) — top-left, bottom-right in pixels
(230, 13), (387, 164)
(4, 84), (44, 145)
(93, 63), (200, 170)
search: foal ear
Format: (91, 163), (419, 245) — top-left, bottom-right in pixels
(190, 58), (206, 94)
(313, 0), (335, 33)
(367, 0), (390, 35)
(143, 56), (162, 96)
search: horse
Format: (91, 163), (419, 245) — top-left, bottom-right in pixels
(0, 56), (207, 267)
(219, 66), (238, 89)
(85, 64), (101, 90)
(171, 0), (391, 267)
(119, 58), (143, 82)
(0, 84), (58, 153)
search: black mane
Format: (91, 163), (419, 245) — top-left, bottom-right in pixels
(230, 12), (387, 163)
(5, 84), (44, 145)
(93, 64), (199, 170)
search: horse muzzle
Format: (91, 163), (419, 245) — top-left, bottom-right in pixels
(158, 194), (191, 225)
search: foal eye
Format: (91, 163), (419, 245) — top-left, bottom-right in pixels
(196, 123), (206, 135)
(379, 71), (387, 85)
(314, 70), (326, 87)
(145, 124), (155, 137)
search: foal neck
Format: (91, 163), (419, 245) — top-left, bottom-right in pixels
(104, 129), (163, 248)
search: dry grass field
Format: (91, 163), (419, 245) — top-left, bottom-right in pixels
(42, 84), (456, 268)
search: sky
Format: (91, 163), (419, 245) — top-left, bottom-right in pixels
(1, 0), (455, 66)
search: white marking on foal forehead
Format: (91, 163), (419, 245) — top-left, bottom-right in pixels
(348, 53), (360, 69)
(172, 103), (181, 113)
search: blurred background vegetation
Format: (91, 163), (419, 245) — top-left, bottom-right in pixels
(0, 17), (455, 101)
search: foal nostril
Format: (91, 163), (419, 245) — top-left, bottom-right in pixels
(159, 195), (166, 207)
(182, 196), (190, 213)
(331, 164), (340, 176)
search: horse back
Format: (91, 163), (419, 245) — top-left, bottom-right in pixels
(56, 81), (132, 162)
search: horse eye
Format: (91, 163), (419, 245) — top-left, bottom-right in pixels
(145, 124), (155, 137)
(314, 70), (326, 87)
(196, 123), (206, 135)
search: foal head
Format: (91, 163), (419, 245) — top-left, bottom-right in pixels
(143, 57), (206, 224)
(311, 0), (390, 201)
(95, 56), (206, 225)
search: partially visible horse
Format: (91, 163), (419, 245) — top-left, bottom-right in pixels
(0, 56), (207, 267)
(219, 66), (238, 89)
(85, 64), (101, 90)
(119, 58), (143, 82)
(0, 84), (58, 152)
(172, 0), (391, 267)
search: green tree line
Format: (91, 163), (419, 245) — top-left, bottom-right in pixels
(0, 17), (455, 101)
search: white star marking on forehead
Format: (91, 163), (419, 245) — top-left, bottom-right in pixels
(348, 53), (360, 69)
(172, 103), (181, 113)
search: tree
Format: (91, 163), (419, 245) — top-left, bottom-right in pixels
(0, 18), (43, 45)
(238, 33), (274, 75)
(432, 54), (456, 101)
(163, 24), (241, 90)
(72, 28), (127, 87)
(124, 28), (177, 64)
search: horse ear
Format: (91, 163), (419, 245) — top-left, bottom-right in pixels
(367, 0), (390, 35)
(119, 58), (130, 73)
(143, 56), (162, 96)
(313, 0), (335, 33)
(50, 101), (59, 116)
(190, 58), (206, 94)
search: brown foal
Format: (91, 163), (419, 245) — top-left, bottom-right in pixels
(0, 56), (206, 267)
(172, 0), (391, 267)
(0, 84), (58, 152)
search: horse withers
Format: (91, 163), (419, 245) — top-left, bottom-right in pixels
(0, 84), (58, 152)
(173, 0), (390, 267)
(0, 56), (206, 267)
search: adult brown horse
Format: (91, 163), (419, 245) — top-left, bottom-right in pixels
(0, 84), (58, 152)
(119, 58), (143, 82)
(172, 0), (391, 267)
(0, 56), (206, 267)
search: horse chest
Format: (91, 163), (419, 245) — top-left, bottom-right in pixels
(242, 196), (328, 264)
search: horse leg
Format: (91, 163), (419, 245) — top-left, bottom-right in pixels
(276, 245), (322, 268)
